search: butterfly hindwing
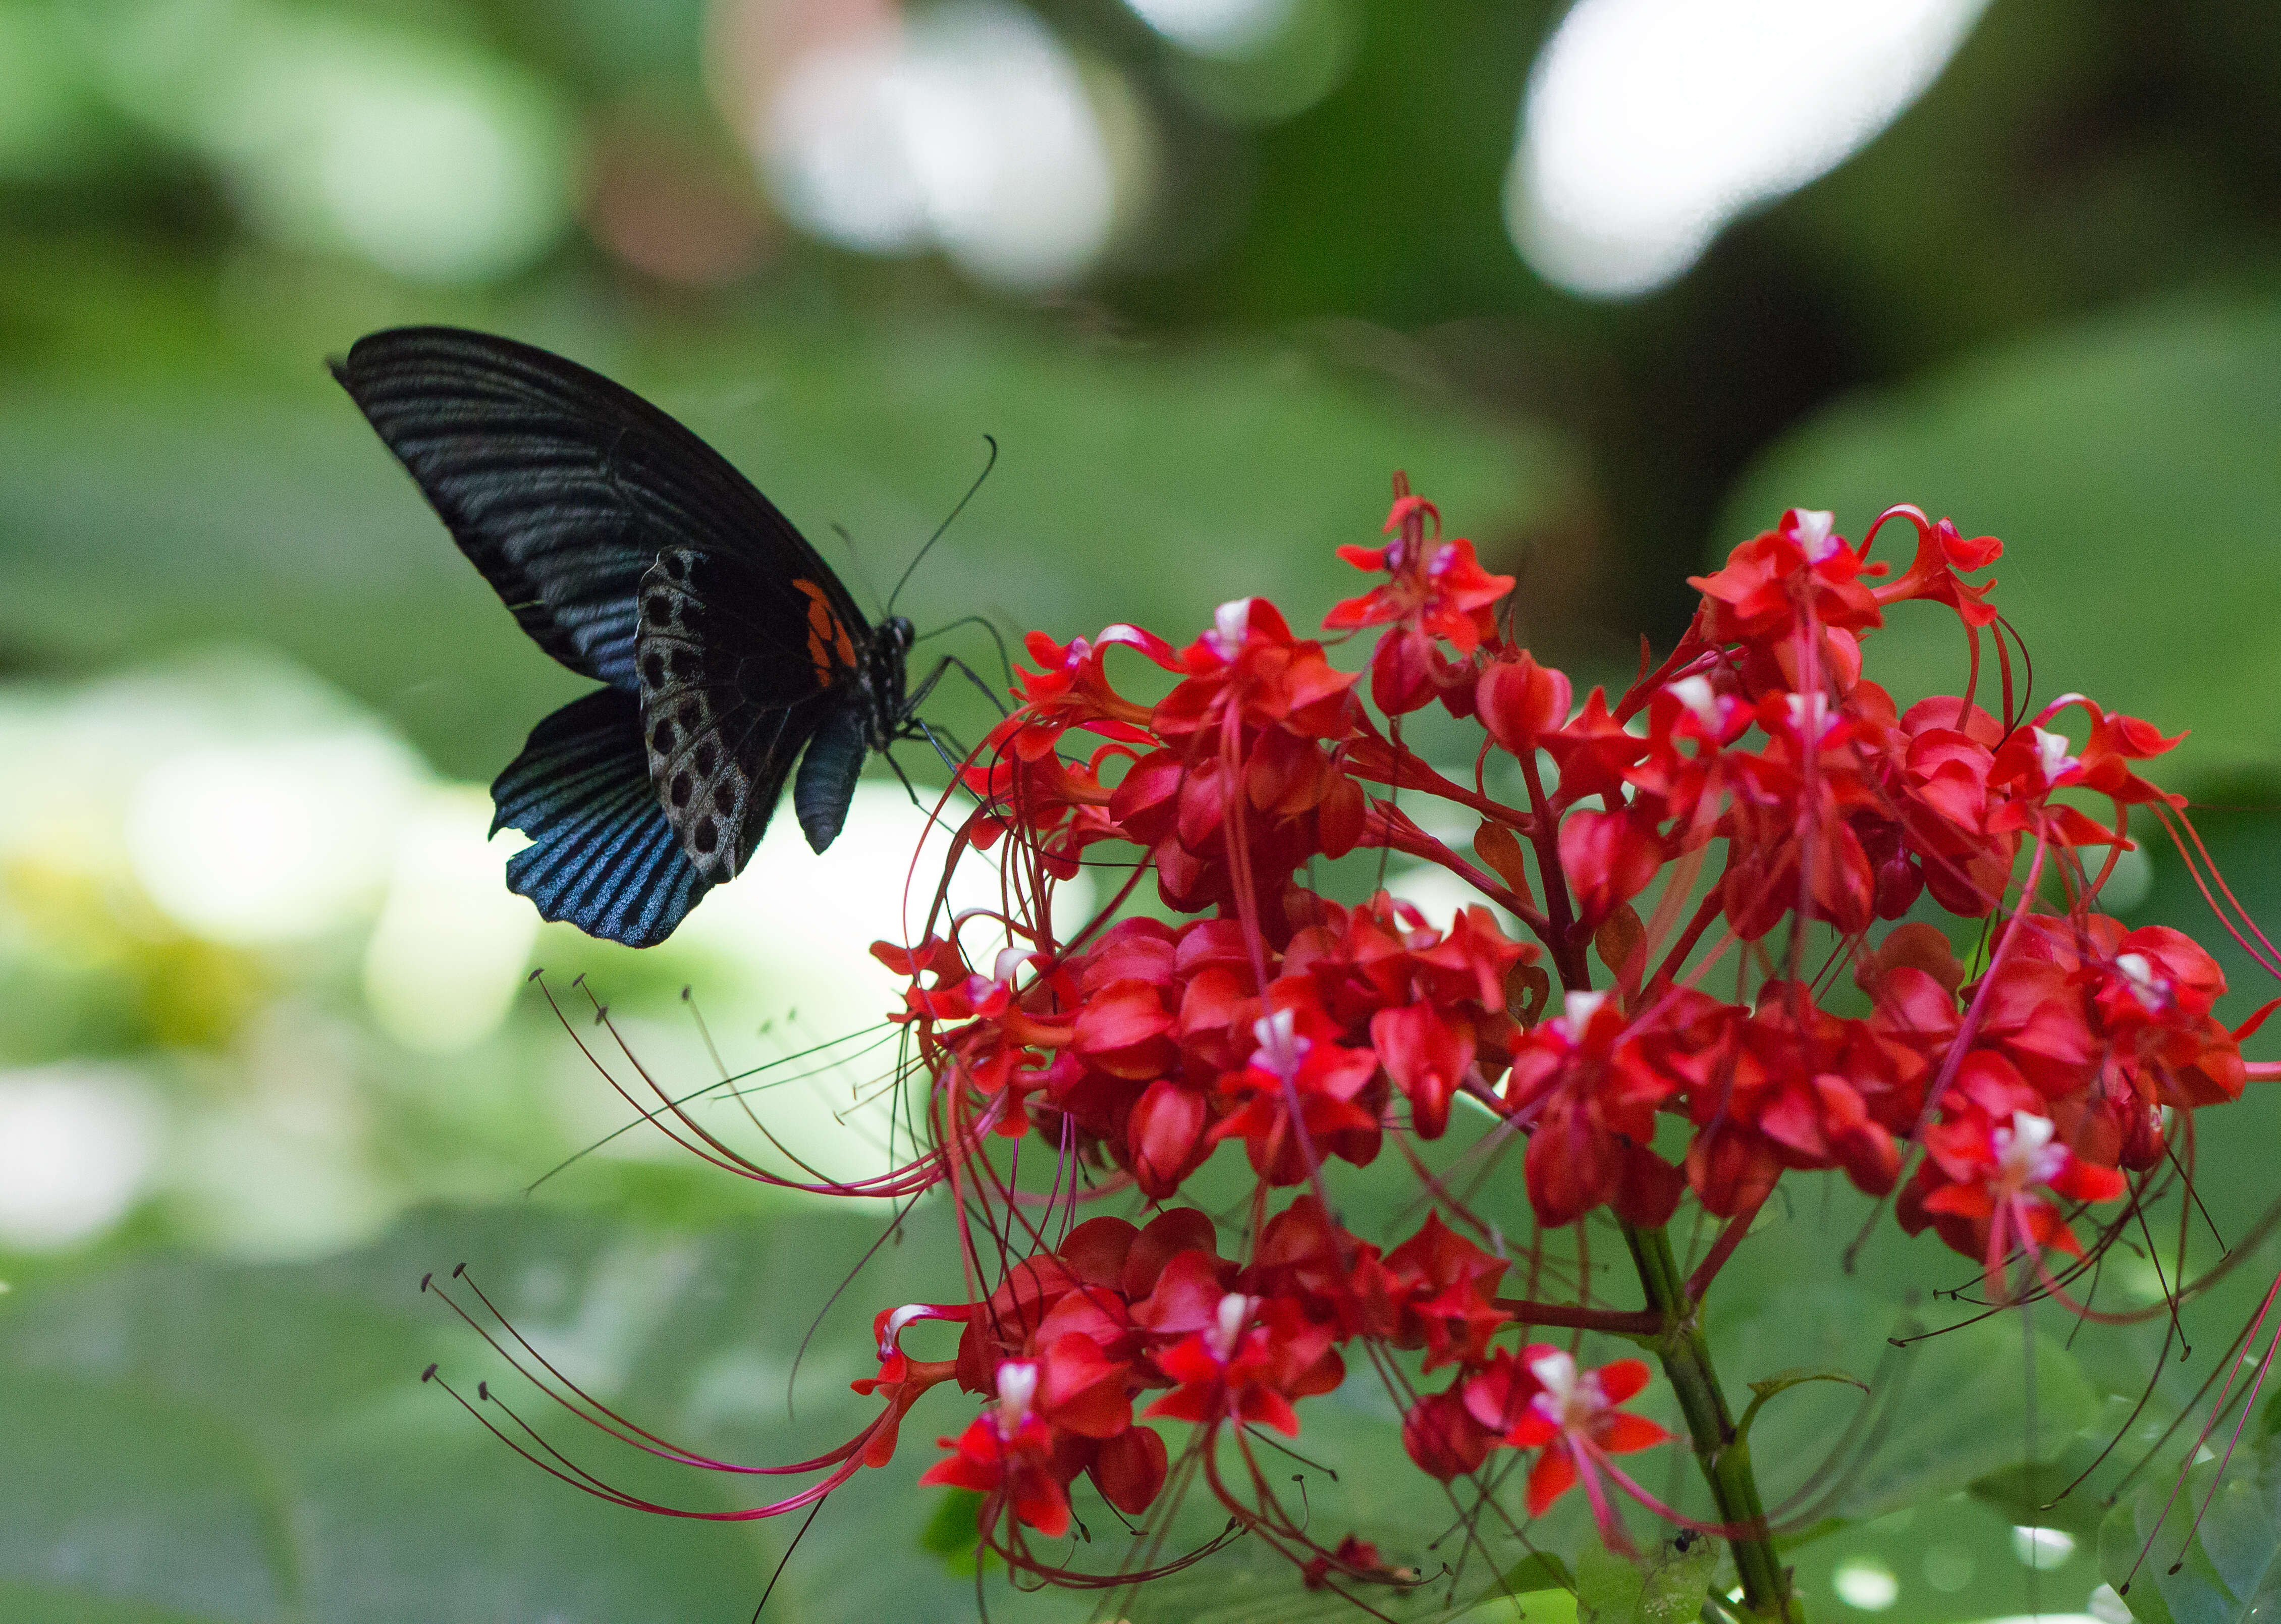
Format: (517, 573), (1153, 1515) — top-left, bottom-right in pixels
(491, 688), (710, 947)
(637, 545), (860, 877)
(331, 327), (867, 690)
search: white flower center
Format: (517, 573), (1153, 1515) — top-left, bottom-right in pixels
(1558, 989), (1608, 1038)
(1791, 508), (1839, 562)
(1250, 1007), (1310, 1080)
(1993, 1110), (2067, 1195)
(995, 1359), (1039, 1435)
(1209, 1292), (1255, 1361)
(2113, 951), (2167, 1013)
(1785, 690), (1834, 741)
(1527, 1347), (1604, 1431)
(2032, 727), (2079, 784)
(882, 1302), (932, 1353)
(992, 946), (1030, 985)
(1206, 598), (1252, 661)
(1668, 674), (1722, 731)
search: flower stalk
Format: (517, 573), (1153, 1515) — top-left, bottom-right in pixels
(1624, 1220), (1791, 1621)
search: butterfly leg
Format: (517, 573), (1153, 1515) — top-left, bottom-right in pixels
(880, 745), (931, 813)
(903, 654), (1009, 722)
(914, 615), (1017, 695)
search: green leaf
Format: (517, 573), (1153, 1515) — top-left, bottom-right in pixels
(2098, 1496), (2180, 1624)
(1710, 1282), (2098, 1527)
(2094, 1417), (2281, 1624)
(1636, 1541), (1719, 1624)
(0, 1204), (1057, 1624)
(1573, 1540), (1716, 1624)
(1499, 1552), (1578, 1593)
(1573, 1542), (1645, 1624)
(1969, 1460), (2108, 1542)
(1720, 292), (2281, 788)
(919, 1488), (990, 1575)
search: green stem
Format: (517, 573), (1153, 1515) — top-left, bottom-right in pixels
(1620, 1222), (1795, 1622)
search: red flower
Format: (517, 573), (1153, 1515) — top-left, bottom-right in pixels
(1302, 1533), (1391, 1590)
(536, 474), (2259, 1602)
(1364, 1211), (1509, 1368)
(1902, 1104), (2131, 1298)
(1502, 991), (1685, 1228)
(1327, 475), (1513, 715)
(920, 1361), (1075, 1538)
(1690, 506), (1885, 653)
(1462, 1345), (1671, 1550)
(1143, 1291), (1343, 1437)
(1208, 1000), (1385, 1184)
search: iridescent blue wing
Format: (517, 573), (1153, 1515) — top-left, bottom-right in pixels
(490, 688), (711, 947)
(330, 327), (868, 689)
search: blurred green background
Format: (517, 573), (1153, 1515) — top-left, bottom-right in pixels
(1, 1), (2278, 1620)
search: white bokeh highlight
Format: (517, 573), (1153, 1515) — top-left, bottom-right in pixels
(1124, 0), (1295, 58)
(1511, 0), (1992, 297)
(0, 1066), (161, 1249)
(127, 733), (421, 945)
(761, 2), (1117, 289)
(362, 787), (540, 1052)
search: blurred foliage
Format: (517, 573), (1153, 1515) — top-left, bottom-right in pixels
(2, 0), (2280, 1619)
(1724, 288), (2281, 786)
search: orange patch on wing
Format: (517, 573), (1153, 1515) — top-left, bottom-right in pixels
(793, 578), (854, 686)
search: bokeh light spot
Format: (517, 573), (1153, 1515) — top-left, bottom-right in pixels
(759, 2), (1118, 289)
(1831, 1556), (1898, 1611)
(363, 788), (539, 1053)
(1123, 0), (1295, 58)
(2010, 1525), (2078, 1570)
(1511, 0), (1991, 297)
(0, 1066), (160, 1249)
(1919, 1543), (1975, 1592)
(127, 735), (418, 945)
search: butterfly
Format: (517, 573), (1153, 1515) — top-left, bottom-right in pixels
(332, 326), (951, 948)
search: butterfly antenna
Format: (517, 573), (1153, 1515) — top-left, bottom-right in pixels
(887, 434), (997, 615)
(829, 521), (890, 622)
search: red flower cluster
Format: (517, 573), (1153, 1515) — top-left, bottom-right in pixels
(848, 493), (2266, 1569)
(459, 482), (2274, 1605)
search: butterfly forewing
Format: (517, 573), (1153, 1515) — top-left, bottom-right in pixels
(331, 328), (867, 689)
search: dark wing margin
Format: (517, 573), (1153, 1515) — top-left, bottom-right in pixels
(491, 688), (709, 947)
(330, 326), (865, 689)
(793, 699), (870, 852)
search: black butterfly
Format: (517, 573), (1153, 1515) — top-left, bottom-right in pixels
(332, 326), (951, 948)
